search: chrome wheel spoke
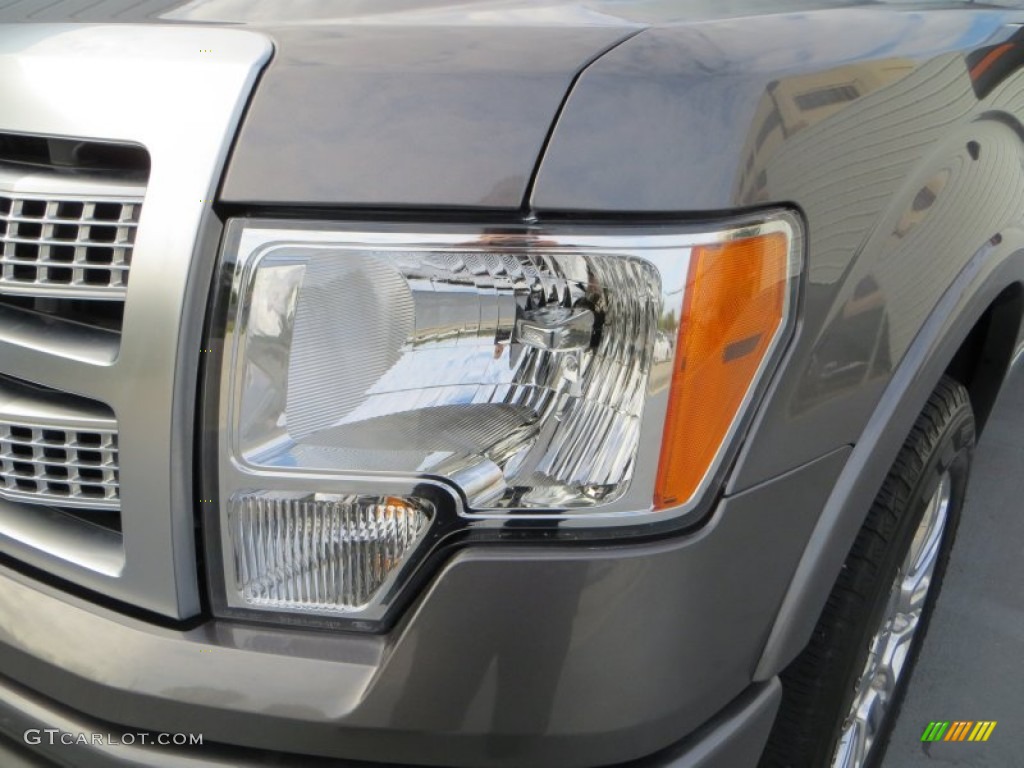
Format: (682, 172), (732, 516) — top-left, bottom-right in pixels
(835, 718), (866, 768)
(830, 471), (952, 768)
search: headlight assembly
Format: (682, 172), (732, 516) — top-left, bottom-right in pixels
(205, 215), (801, 625)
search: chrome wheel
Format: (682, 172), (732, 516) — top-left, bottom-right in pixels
(831, 471), (952, 768)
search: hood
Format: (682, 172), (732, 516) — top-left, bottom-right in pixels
(0, 1), (869, 28)
(0, 1), (894, 210)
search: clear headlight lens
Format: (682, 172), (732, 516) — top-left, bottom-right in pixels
(233, 244), (661, 508)
(230, 492), (432, 613)
(212, 218), (801, 620)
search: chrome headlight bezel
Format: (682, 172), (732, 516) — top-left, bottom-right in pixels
(201, 213), (803, 629)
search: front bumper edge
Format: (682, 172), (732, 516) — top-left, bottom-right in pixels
(0, 669), (781, 768)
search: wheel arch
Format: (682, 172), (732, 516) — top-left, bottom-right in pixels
(754, 235), (1024, 681)
(945, 281), (1023, 434)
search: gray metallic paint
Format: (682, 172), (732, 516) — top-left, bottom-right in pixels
(642, 681), (781, 768)
(522, 3), (1024, 680)
(3, 1), (1024, 766)
(221, 24), (637, 209)
(0, 448), (848, 767)
(532, 8), (1024, 487)
(755, 232), (1024, 678)
(0, 677), (779, 768)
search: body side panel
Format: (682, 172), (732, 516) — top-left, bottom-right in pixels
(533, 8), (1024, 488)
(0, 448), (848, 768)
(528, 5), (1024, 676)
(756, 235), (1024, 677)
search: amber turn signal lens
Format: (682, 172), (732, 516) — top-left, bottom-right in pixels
(654, 232), (791, 510)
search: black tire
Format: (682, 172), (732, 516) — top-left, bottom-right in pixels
(760, 376), (975, 768)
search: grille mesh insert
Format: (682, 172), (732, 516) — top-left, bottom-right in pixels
(0, 421), (119, 509)
(0, 194), (140, 298)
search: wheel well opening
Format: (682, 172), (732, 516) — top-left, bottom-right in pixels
(945, 283), (1023, 433)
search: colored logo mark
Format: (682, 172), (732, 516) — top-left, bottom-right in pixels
(921, 721), (997, 742)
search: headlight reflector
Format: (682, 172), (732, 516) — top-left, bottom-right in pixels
(230, 492), (432, 613)
(231, 243), (663, 509)
(209, 217), (801, 623)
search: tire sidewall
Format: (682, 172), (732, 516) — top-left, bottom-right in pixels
(829, 399), (975, 768)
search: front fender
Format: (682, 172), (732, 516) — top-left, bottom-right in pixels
(754, 228), (1024, 679)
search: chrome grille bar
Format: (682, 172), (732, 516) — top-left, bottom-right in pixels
(0, 23), (272, 618)
(0, 168), (143, 300)
(0, 377), (119, 511)
(0, 423), (119, 510)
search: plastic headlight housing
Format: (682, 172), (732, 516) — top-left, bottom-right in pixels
(208, 216), (801, 623)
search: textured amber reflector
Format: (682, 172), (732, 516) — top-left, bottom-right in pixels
(654, 232), (790, 510)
